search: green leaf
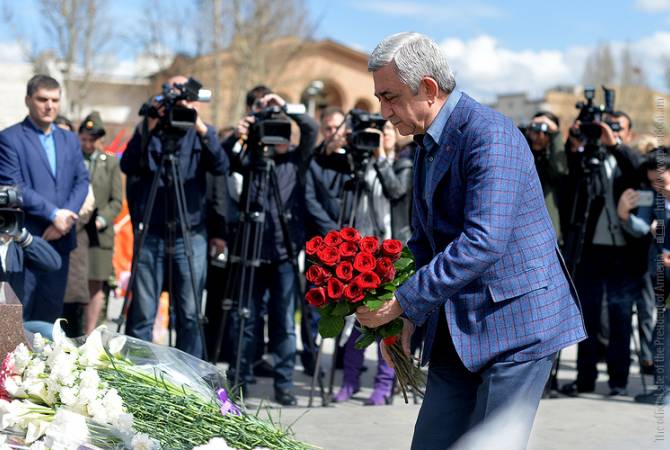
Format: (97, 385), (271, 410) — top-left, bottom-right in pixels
(378, 291), (394, 300)
(331, 301), (351, 317)
(363, 298), (384, 310)
(318, 314), (344, 338)
(394, 257), (413, 271)
(381, 283), (396, 292)
(354, 332), (376, 350)
(378, 318), (403, 338)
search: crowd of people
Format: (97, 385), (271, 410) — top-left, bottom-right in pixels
(0, 72), (667, 409)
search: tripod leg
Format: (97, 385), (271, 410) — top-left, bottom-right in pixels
(116, 159), (163, 333)
(169, 160), (209, 360)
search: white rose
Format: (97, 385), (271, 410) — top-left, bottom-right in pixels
(32, 333), (46, 354)
(12, 344), (32, 374)
(59, 386), (78, 407)
(79, 367), (101, 390)
(116, 412), (134, 433)
(24, 359), (46, 380)
(4, 375), (25, 397)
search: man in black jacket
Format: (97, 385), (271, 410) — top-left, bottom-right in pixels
(121, 75), (228, 359)
(562, 118), (646, 397)
(219, 89), (318, 405)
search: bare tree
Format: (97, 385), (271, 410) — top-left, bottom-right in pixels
(3, 0), (114, 117)
(582, 42), (616, 88)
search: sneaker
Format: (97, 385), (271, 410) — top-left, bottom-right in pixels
(609, 387), (628, 397)
(275, 388), (298, 406)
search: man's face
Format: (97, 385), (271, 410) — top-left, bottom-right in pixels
(321, 113), (345, 141)
(25, 88), (60, 128)
(607, 115), (633, 144)
(647, 168), (670, 198)
(373, 63), (430, 136)
(79, 133), (98, 154)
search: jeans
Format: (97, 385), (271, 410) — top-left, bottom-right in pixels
(125, 232), (207, 358)
(231, 260), (297, 390)
(575, 246), (641, 389)
(411, 313), (554, 450)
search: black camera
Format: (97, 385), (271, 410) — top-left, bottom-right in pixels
(0, 186), (24, 238)
(246, 103), (306, 159)
(139, 77), (211, 134)
(574, 86), (616, 143)
(345, 109), (387, 166)
(529, 122), (550, 133)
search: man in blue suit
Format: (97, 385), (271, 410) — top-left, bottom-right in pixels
(0, 75), (89, 323)
(356, 33), (586, 449)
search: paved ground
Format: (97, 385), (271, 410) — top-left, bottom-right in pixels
(233, 343), (668, 450)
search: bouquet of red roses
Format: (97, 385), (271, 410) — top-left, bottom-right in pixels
(304, 227), (425, 402)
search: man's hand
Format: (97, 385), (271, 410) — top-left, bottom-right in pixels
(600, 122), (618, 147)
(380, 318), (415, 368)
(257, 93), (286, 109)
(325, 132), (347, 155)
(663, 251), (670, 268)
(52, 209), (78, 234)
(235, 116), (255, 140)
(617, 188), (639, 221)
(209, 238), (227, 257)
(355, 297), (403, 328)
(42, 225), (63, 241)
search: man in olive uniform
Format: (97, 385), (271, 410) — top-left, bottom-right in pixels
(79, 111), (123, 334)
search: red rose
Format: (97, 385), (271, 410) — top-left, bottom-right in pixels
(359, 236), (380, 255)
(324, 230), (342, 246)
(305, 265), (331, 286)
(343, 281), (365, 303)
(374, 257), (396, 282)
(340, 227), (362, 242)
(353, 271), (381, 290)
(339, 241), (358, 259)
(381, 239), (403, 261)
(383, 336), (398, 346)
(353, 252), (376, 273)
(316, 246), (340, 266)
(327, 278), (345, 300)
(335, 261), (354, 281)
(305, 236), (323, 256)
(305, 287), (328, 307)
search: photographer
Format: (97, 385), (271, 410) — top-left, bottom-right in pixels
(120, 75), (228, 359)
(525, 111), (568, 242)
(221, 90), (318, 406)
(561, 116), (646, 397)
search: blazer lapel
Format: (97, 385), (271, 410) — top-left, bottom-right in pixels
(54, 128), (68, 185)
(21, 119), (55, 181)
(412, 142), (428, 230)
(426, 97), (467, 206)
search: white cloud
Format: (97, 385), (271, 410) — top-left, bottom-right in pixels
(439, 32), (670, 103)
(0, 41), (29, 63)
(634, 0), (670, 12)
(351, 1), (504, 22)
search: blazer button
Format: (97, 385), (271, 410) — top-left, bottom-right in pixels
(428, 156), (434, 162)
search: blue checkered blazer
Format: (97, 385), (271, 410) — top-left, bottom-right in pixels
(395, 93), (586, 371)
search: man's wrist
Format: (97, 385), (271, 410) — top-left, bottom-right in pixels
(49, 208), (59, 222)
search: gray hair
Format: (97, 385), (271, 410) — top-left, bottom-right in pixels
(368, 32), (456, 94)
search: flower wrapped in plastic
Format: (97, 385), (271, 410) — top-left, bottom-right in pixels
(0, 322), (312, 450)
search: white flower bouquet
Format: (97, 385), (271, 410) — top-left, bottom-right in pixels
(0, 323), (311, 450)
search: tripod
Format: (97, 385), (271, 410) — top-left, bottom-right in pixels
(550, 143), (619, 394)
(116, 129), (208, 361)
(211, 150), (324, 401)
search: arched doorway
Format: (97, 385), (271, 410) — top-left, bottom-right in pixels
(300, 79), (345, 119)
(353, 98), (373, 112)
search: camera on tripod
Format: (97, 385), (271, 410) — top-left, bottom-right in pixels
(346, 109), (387, 166)
(573, 86), (616, 143)
(246, 103), (306, 159)
(139, 77), (211, 135)
(0, 186), (24, 238)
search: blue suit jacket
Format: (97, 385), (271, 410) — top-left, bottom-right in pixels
(0, 118), (90, 254)
(395, 93), (586, 371)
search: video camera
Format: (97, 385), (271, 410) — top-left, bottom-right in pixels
(573, 86), (617, 143)
(139, 77), (211, 134)
(345, 109), (387, 168)
(246, 103), (306, 160)
(0, 186), (24, 238)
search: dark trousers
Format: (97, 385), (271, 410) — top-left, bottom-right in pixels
(230, 260), (297, 390)
(574, 246), (640, 389)
(22, 254), (70, 323)
(411, 314), (554, 450)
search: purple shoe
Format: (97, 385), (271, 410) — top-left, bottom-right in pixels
(332, 383), (359, 403)
(364, 388), (391, 406)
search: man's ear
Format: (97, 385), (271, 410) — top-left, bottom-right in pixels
(420, 77), (440, 101)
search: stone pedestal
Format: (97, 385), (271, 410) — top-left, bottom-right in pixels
(0, 282), (29, 360)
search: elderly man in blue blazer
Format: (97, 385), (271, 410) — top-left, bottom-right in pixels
(0, 75), (89, 323)
(356, 33), (586, 449)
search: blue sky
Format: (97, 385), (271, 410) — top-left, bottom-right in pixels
(1, 0), (669, 101)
